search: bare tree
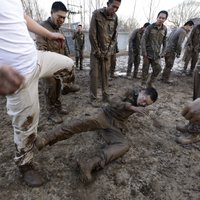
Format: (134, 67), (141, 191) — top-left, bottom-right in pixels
(21, 0), (46, 21)
(118, 17), (140, 32)
(143, 0), (160, 22)
(168, 0), (200, 27)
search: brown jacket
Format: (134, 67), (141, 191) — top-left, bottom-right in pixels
(141, 23), (167, 60)
(89, 7), (118, 57)
(36, 17), (70, 56)
(165, 27), (189, 55)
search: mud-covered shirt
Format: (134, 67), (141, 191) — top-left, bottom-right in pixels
(72, 31), (85, 51)
(89, 7), (118, 56)
(141, 22), (167, 60)
(102, 87), (141, 122)
(186, 24), (200, 53)
(128, 28), (144, 52)
(36, 17), (70, 56)
(165, 27), (189, 55)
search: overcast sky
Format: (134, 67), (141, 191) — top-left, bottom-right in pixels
(38, 0), (200, 25)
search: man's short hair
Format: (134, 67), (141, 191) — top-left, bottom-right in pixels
(51, 1), (68, 12)
(143, 22), (150, 28)
(184, 20), (194, 26)
(107, 0), (121, 5)
(145, 87), (158, 102)
(157, 10), (168, 19)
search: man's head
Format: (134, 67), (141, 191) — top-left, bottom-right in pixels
(137, 87), (158, 107)
(156, 10), (168, 26)
(51, 1), (68, 28)
(106, 0), (121, 17)
(77, 24), (82, 32)
(142, 22), (150, 31)
(184, 20), (194, 31)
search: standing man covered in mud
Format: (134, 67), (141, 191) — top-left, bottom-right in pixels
(0, 0), (75, 187)
(141, 11), (168, 87)
(72, 24), (85, 70)
(161, 20), (194, 83)
(126, 22), (150, 79)
(36, 1), (80, 124)
(182, 24), (200, 75)
(89, 0), (121, 106)
(35, 86), (158, 184)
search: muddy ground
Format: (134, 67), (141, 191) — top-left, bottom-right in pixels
(0, 56), (200, 200)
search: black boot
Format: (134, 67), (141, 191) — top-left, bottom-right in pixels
(77, 156), (102, 184)
(80, 59), (83, 70)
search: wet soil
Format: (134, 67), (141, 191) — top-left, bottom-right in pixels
(0, 56), (199, 200)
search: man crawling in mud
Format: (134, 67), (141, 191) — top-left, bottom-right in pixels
(35, 86), (158, 184)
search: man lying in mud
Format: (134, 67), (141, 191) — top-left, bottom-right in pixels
(35, 86), (158, 184)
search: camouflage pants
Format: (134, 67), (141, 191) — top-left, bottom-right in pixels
(44, 66), (75, 111)
(127, 50), (140, 76)
(183, 49), (199, 71)
(110, 53), (117, 76)
(90, 54), (111, 100)
(6, 51), (74, 166)
(57, 110), (130, 167)
(141, 56), (161, 84)
(162, 52), (176, 81)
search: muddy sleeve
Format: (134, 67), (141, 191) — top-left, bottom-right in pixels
(64, 38), (70, 56)
(129, 30), (137, 49)
(176, 31), (186, 55)
(109, 88), (133, 109)
(89, 11), (100, 55)
(35, 32), (48, 50)
(141, 27), (149, 56)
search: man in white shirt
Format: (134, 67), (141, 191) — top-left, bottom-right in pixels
(0, 0), (74, 187)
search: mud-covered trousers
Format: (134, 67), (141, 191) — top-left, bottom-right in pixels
(127, 50), (140, 77)
(141, 56), (162, 84)
(193, 57), (200, 100)
(55, 110), (130, 167)
(90, 54), (111, 100)
(110, 53), (117, 77)
(6, 50), (74, 166)
(162, 52), (176, 81)
(183, 49), (199, 71)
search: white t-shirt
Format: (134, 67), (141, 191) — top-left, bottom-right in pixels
(0, 0), (37, 75)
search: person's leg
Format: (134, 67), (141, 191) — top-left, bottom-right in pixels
(79, 50), (83, 70)
(190, 52), (199, 74)
(35, 111), (110, 150)
(127, 51), (134, 76)
(141, 57), (150, 85)
(78, 127), (130, 184)
(161, 53), (175, 82)
(148, 58), (161, 87)
(90, 54), (99, 102)
(110, 54), (117, 78)
(101, 56), (111, 102)
(43, 77), (63, 123)
(133, 52), (141, 78)
(6, 65), (45, 187)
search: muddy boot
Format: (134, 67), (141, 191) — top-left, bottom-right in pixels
(176, 133), (200, 145)
(102, 94), (110, 103)
(56, 106), (69, 115)
(176, 123), (200, 134)
(176, 123), (190, 133)
(19, 163), (45, 187)
(62, 84), (80, 95)
(77, 156), (101, 184)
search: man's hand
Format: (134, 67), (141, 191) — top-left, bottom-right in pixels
(182, 98), (200, 123)
(0, 65), (24, 95)
(131, 106), (149, 115)
(48, 32), (65, 41)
